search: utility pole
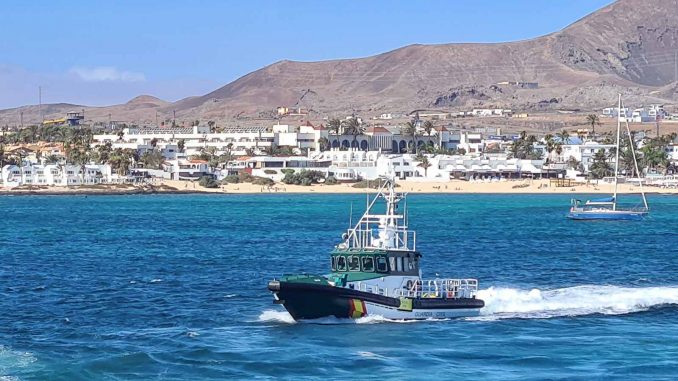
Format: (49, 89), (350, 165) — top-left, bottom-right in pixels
(38, 86), (43, 123)
(20, 111), (23, 128)
(173, 110), (176, 127)
(155, 111), (159, 127)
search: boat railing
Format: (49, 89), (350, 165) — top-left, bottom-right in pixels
(346, 227), (416, 251)
(407, 278), (479, 299)
(356, 279), (478, 299)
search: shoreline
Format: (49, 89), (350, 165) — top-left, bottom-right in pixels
(1, 179), (676, 196)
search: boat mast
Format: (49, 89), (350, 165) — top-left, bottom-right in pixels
(621, 98), (649, 210)
(613, 94), (622, 211)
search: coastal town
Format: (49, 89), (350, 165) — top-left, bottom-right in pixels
(1, 104), (678, 194)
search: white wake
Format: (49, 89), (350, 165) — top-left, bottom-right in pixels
(475, 285), (678, 320)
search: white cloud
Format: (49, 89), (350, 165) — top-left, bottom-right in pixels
(69, 66), (146, 82)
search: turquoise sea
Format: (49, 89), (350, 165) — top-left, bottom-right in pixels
(1, 193), (677, 380)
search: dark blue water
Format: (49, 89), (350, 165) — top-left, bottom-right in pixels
(2, 193), (678, 380)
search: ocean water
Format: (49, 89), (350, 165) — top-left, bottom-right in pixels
(1, 193), (677, 380)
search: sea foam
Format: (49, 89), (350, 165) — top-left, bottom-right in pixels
(475, 285), (678, 320)
(258, 310), (296, 324)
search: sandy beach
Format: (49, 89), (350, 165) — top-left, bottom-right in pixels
(2, 179), (675, 195)
(166, 179), (677, 195)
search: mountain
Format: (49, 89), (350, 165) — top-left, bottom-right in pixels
(2, 0), (677, 126)
(172, 0), (677, 117)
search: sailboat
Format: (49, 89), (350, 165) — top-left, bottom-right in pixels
(567, 94), (649, 221)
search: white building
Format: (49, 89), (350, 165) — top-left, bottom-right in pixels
(1, 164), (112, 187)
(231, 156), (332, 181)
(630, 108), (655, 123)
(92, 123), (328, 159)
(162, 159), (211, 181)
(438, 130), (484, 153)
(471, 109), (512, 117)
(558, 141), (616, 173)
(602, 107), (630, 118)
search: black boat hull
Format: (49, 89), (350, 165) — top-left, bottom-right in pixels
(268, 280), (484, 321)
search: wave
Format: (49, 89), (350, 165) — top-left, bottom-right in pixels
(258, 310), (296, 324)
(0, 345), (37, 375)
(475, 285), (678, 320)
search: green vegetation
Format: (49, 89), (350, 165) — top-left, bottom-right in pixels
(401, 121), (418, 153)
(198, 175), (219, 188)
(222, 172), (274, 186)
(281, 169), (325, 186)
(325, 175), (338, 185)
(589, 149), (613, 179)
(222, 174), (241, 183)
(585, 114), (601, 138)
(351, 179), (399, 189)
(509, 131), (542, 160)
(251, 177), (274, 186)
(140, 149), (164, 169)
(415, 153), (431, 176)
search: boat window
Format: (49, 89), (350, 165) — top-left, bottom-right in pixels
(376, 256), (388, 273)
(396, 257), (403, 272)
(389, 257), (396, 272)
(331, 256), (336, 271)
(336, 256), (347, 271)
(404, 257), (411, 272)
(348, 256), (360, 271)
(362, 256), (374, 272)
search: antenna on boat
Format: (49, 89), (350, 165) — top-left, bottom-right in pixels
(349, 202), (353, 228)
(365, 179), (370, 248)
(613, 94), (622, 211)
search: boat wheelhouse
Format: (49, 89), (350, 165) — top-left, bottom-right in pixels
(268, 177), (484, 321)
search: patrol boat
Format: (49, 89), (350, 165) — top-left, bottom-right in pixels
(267, 178), (484, 321)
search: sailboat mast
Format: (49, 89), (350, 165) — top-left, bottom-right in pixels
(613, 94), (622, 211)
(622, 103), (649, 210)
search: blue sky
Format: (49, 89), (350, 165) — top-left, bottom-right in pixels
(0, 0), (613, 109)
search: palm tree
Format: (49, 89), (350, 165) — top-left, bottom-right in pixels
(416, 154), (431, 177)
(422, 120), (434, 137)
(207, 120), (216, 132)
(557, 130), (570, 144)
(343, 118), (364, 148)
(544, 134), (555, 157)
(177, 139), (185, 153)
(327, 118), (343, 136)
(589, 149), (613, 179)
(585, 114), (601, 139)
(402, 121), (418, 153)
(318, 137), (329, 152)
(44, 154), (60, 165)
